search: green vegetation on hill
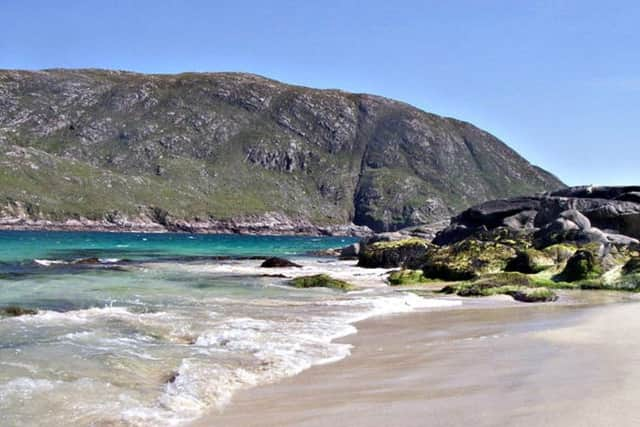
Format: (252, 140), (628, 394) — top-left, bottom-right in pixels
(0, 69), (563, 231)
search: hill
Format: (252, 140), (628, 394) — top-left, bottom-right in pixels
(0, 69), (564, 234)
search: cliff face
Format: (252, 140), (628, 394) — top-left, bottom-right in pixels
(0, 69), (564, 233)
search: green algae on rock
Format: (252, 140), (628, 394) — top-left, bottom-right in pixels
(358, 238), (432, 269)
(505, 249), (556, 274)
(440, 273), (558, 303)
(623, 257), (640, 275)
(559, 250), (603, 282)
(387, 269), (431, 286)
(422, 240), (516, 281)
(289, 274), (355, 291)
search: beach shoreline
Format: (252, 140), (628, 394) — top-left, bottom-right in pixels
(193, 294), (640, 427)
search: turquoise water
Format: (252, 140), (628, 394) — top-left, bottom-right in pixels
(0, 231), (355, 263)
(0, 231), (456, 426)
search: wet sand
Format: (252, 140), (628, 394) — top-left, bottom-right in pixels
(194, 295), (640, 427)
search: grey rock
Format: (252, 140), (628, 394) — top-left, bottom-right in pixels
(338, 243), (361, 259)
(604, 233), (640, 246)
(559, 209), (591, 230)
(435, 186), (640, 247)
(502, 210), (538, 230)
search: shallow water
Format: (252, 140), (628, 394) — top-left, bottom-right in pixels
(0, 231), (459, 426)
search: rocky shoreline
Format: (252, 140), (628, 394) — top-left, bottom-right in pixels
(351, 185), (640, 303)
(0, 212), (373, 237)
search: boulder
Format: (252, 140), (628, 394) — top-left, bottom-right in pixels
(387, 269), (429, 286)
(505, 249), (556, 274)
(559, 250), (602, 282)
(260, 257), (302, 268)
(559, 209), (591, 230)
(502, 210), (538, 230)
(508, 288), (558, 303)
(434, 186), (640, 247)
(338, 243), (361, 259)
(543, 244), (578, 264)
(548, 185), (640, 200)
(534, 224), (609, 248)
(623, 257), (640, 275)
(422, 240), (516, 281)
(616, 192), (640, 203)
(605, 233), (639, 246)
(357, 238), (432, 269)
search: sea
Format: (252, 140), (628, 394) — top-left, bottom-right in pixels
(0, 231), (459, 426)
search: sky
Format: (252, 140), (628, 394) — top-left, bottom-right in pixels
(1, 0), (638, 186)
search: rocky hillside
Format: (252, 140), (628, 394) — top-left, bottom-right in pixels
(0, 69), (564, 233)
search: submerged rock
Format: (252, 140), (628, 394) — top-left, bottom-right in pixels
(72, 257), (102, 265)
(260, 257), (302, 268)
(163, 371), (180, 384)
(1, 306), (38, 317)
(289, 274), (354, 291)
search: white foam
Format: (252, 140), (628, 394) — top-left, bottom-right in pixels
(0, 377), (60, 399)
(98, 258), (122, 264)
(9, 306), (169, 326)
(131, 292), (461, 425)
(33, 259), (68, 266)
(2, 257), (464, 426)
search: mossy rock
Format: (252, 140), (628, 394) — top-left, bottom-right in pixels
(473, 226), (534, 249)
(469, 272), (536, 288)
(388, 269), (430, 286)
(440, 280), (557, 303)
(610, 273), (640, 291)
(505, 287), (558, 303)
(505, 249), (556, 274)
(623, 257), (640, 275)
(358, 238), (432, 269)
(289, 274), (355, 291)
(1, 306), (38, 317)
(558, 250), (603, 282)
(542, 243), (578, 264)
(422, 240), (516, 281)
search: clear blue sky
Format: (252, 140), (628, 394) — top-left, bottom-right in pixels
(1, 1), (638, 186)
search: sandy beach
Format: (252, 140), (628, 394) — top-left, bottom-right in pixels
(195, 293), (640, 427)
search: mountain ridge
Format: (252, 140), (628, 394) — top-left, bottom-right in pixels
(0, 68), (564, 234)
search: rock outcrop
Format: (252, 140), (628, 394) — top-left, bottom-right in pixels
(359, 185), (640, 303)
(0, 69), (563, 234)
(434, 186), (640, 247)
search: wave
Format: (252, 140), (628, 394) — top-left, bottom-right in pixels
(1, 265), (462, 426)
(33, 257), (123, 266)
(122, 293), (461, 425)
